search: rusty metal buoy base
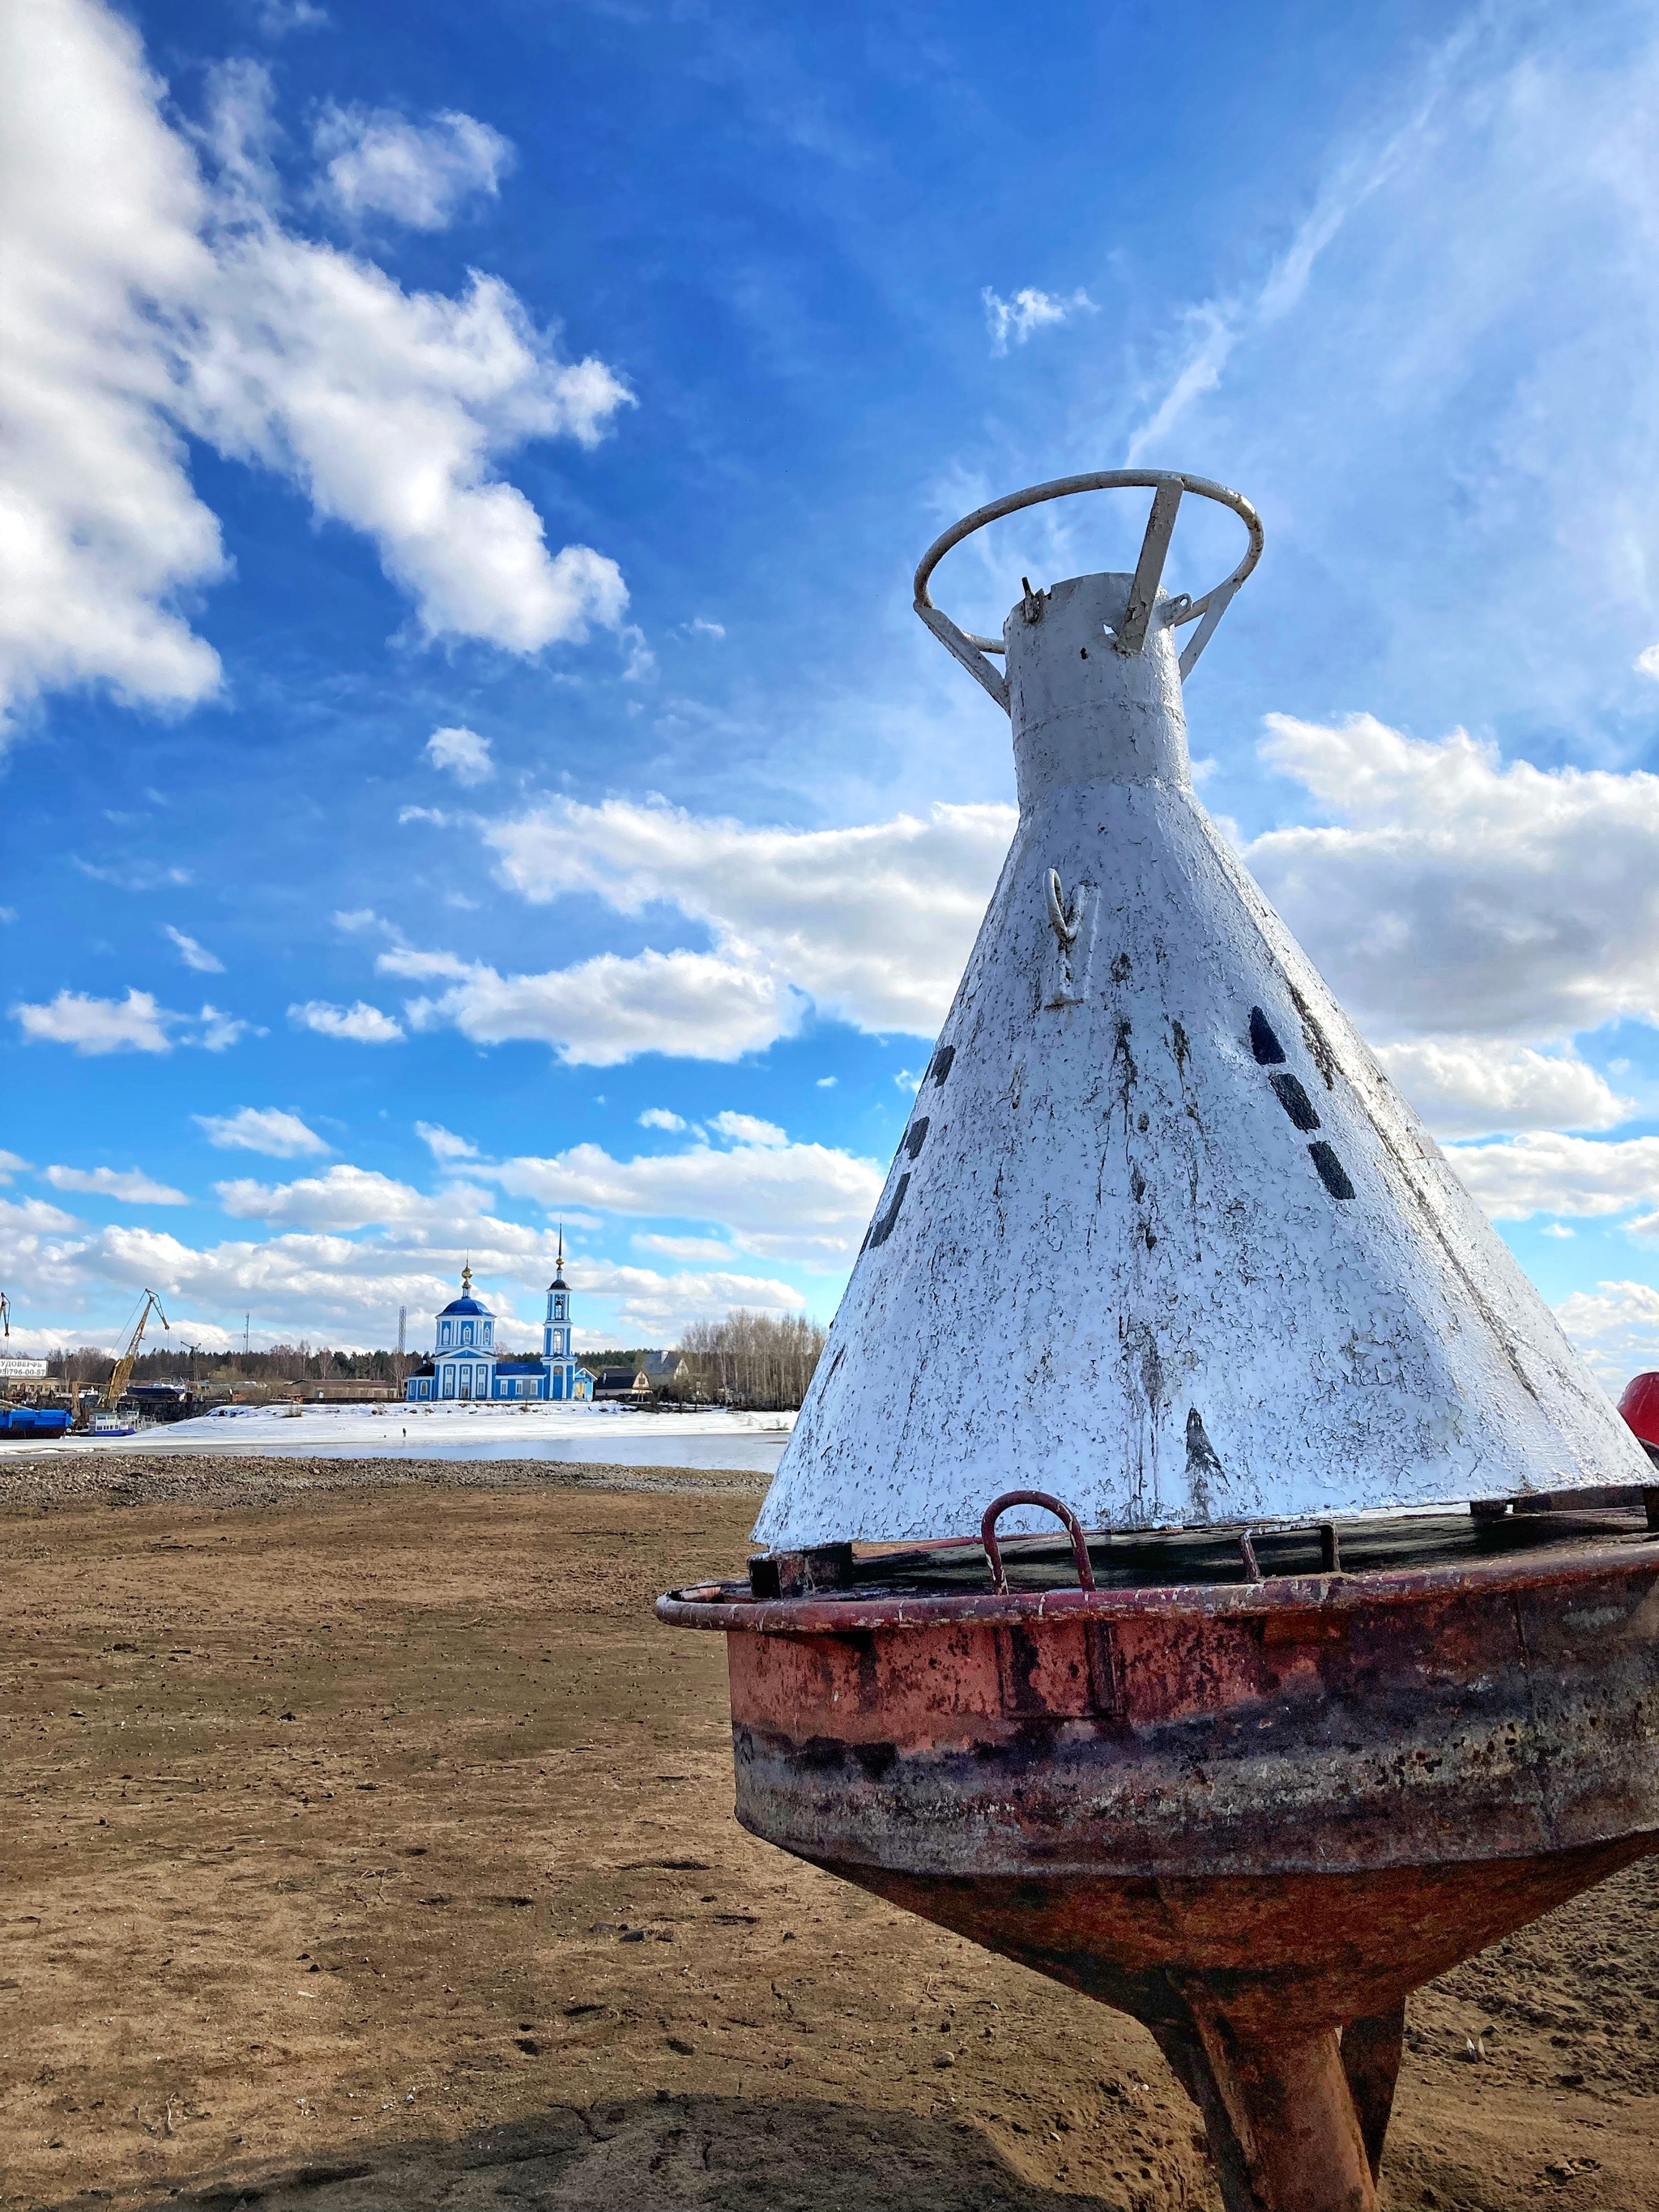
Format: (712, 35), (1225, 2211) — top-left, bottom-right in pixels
(659, 1502), (1658, 2212)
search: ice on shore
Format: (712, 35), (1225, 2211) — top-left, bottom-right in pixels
(25, 1400), (796, 1473)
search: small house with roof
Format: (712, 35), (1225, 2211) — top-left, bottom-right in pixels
(404, 1251), (593, 1403)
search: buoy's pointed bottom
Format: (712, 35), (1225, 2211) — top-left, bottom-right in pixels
(800, 1841), (1648, 2212)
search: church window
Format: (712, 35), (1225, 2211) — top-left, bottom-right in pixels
(462, 1322), (473, 1345)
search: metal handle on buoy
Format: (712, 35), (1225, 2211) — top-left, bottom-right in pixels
(981, 1490), (1097, 1594)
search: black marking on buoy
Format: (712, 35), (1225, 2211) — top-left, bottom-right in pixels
(1308, 1142), (1356, 1200)
(928, 1045), (955, 1085)
(1184, 1409), (1227, 1520)
(903, 1116), (930, 1161)
(868, 1173), (911, 1248)
(1269, 1070), (1322, 1132)
(1248, 1007), (1286, 1064)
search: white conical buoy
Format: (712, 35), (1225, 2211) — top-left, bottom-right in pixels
(757, 473), (1648, 1548)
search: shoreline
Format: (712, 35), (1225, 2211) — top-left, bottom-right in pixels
(0, 1450), (772, 1517)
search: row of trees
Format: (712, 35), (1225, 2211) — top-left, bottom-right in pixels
(43, 1345), (403, 1387)
(667, 1311), (828, 1411)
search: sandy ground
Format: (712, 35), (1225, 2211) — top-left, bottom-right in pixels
(2, 1460), (1654, 2212)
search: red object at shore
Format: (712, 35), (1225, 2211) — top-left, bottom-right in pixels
(1618, 1370), (1659, 1450)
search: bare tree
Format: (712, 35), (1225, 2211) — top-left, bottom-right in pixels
(670, 1311), (826, 1410)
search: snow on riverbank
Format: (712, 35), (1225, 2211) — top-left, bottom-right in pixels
(15, 1400), (797, 1472)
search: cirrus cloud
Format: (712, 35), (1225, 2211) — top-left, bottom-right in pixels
(44, 1163), (187, 1203)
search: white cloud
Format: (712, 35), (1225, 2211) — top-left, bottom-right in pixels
(0, 1149), (32, 1181)
(0, 1193), (81, 1247)
(1444, 1132), (1659, 1221)
(1246, 718), (1659, 1045)
(582, 1263), (806, 1335)
(688, 617), (725, 640)
(13, 987), (179, 1054)
(638, 1108), (687, 1132)
(492, 1133), (883, 1263)
(708, 1110), (787, 1149)
(816, 1076), (837, 1089)
(1373, 1039), (1633, 1140)
(1552, 1281), (1659, 1393)
(198, 1003), (258, 1051)
(194, 1106), (328, 1157)
(424, 724), (494, 786)
(0, 0), (226, 729)
(0, 1), (633, 732)
(633, 1233), (734, 1261)
(1636, 643), (1659, 680)
(289, 999), (404, 1043)
(482, 794), (1015, 1039)
(254, 0), (328, 32)
(394, 946), (799, 1068)
(164, 924), (224, 973)
(313, 104), (511, 229)
(45, 1164), (188, 1204)
(215, 1162), (460, 1230)
(982, 285), (1095, 356)
(416, 1121), (480, 1163)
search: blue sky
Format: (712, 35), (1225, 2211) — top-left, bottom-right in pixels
(2, 0), (1657, 1379)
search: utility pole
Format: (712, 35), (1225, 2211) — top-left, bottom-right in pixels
(396, 1306), (407, 1396)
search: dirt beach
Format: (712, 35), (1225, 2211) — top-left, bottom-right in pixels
(2, 1458), (1654, 2210)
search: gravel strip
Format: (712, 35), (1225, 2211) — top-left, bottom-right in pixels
(0, 1451), (770, 1517)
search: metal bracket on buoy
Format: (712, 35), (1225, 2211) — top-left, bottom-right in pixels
(981, 1488), (1098, 1594)
(913, 469), (1264, 714)
(1043, 867), (1094, 1006)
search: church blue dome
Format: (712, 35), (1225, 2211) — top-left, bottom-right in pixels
(438, 1294), (490, 1317)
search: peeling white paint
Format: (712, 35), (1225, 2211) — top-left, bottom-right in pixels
(757, 570), (1648, 1549)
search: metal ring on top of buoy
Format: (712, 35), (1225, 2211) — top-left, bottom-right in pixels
(914, 471), (1263, 703)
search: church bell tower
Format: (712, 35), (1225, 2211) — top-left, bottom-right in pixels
(544, 1227), (576, 1400)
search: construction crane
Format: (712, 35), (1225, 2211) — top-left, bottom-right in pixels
(79, 1288), (169, 1429)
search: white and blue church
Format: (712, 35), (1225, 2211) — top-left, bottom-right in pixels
(404, 1251), (593, 1403)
